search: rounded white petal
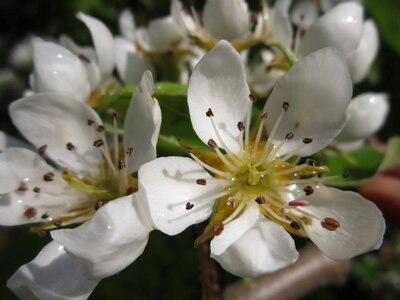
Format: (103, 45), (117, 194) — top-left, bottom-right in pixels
(0, 157), (19, 194)
(171, 0), (196, 34)
(211, 215), (298, 277)
(348, 20), (379, 83)
(336, 93), (389, 143)
(115, 37), (154, 84)
(51, 195), (151, 279)
(264, 47), (352, 156)
(32, 39), (90, 101)
(119, 9), (136, 42)
(299, 3), (363, 58)
(138, 157), (222, 235)
(146, 16), (184, 52)
(290, 0), (319, 29)
(9, 93), (103, 172)
(123, 71), (161, 173)
(188, 40), (250, 154)
(248, 60), (285, 96)
(203, 0), (250, 40)
(0, 148), (81, 226)
(270, 0), (293, 48)
(7, 241), (99, 300)
(291, 185), (385, 260)
(0, 131), (6, 151)
(77, 12), (115, 80)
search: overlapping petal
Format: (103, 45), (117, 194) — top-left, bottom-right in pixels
(10, 93), (103, 172)
(123, 71), (161, 173)
(264, 47), (352, 156)
(290, 0), (318, 29)
(138, 157), (223, 235)
(7, 241), (99, 300)
(188, 40), (250, 154)
(146, 16), (184, 52)
(118, 9), (136, 42)
(51, 195), (151, 279)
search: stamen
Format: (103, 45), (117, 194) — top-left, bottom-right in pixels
(95, 200), (108, 210)
(206, 108), (214, 117)
(17, 182), (28, 192)
(285, 132), (294, 140)
(33, 187), (40, 193)
(38, 145), (47, 157)
(303, 185), (314, 195)
(66, 142), (75, 151)
(342, 171), (351, 178)
(126, 147), (134, 157)
(290, 221), (301, 230)
(223, 199), (246, 225)
(118, 159), (125, 170)
(255, 196), (265, 204)
(43, 172), (54, 182)
(237, 122), (245, 131)
(126, 186), (138, 195)
(112, 111), (119, 164)
(96, 125), (105, 132)
(226, 196), (237, 207)
(249, 93), (257, 103)
(252, 113), (268, 157)
(262, 203), (291, 224)
(305, 158), (317, 166)
(189, 153), (232, 179)
(185, 202), (194, 210)
(213, 223), (224, 236)
(54, 221), (62, 227)
(302, 137), (313, 144)
(41, 213), (49, 219)
(288, 199), (310, 206)
(244, 100), (252, 153)
(177, 189), (231, 208)
(282, 101), (290, 112)
(38, 230), (46, 237)
(24, 207), (37, 219)
(207, 139), (217, 148)
(87, 119), (94, 126)
(93, 139), (104, 147)
(196, 179), (207, 185)
(321, 217), (340, 231)
(274, 164), (308, 177)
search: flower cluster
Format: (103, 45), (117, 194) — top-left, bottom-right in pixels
(0, 1), (389, 299)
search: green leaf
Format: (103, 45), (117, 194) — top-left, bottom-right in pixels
(318, 146), (384, 187)
(365, 0), (400, 56)
(378, 136), (400, 171)
(154, 82), (187, 98)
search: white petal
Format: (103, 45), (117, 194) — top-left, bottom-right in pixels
(10, 92), (103, 172)
(138, 157), (222, 235)
(114, 37), (154, 84)
(0, 148), (81, 226)
(119, 9), (136, 42)
(348, 20), (379, 83)
(147, 16), (184, 52)
(51, 195), (151, 279)
(335, 93), (389, 142)
(211, 215), (298, 277)
(32, 39), (90, 101)
(188, 40), (250, 154)
(264, 47), (352, 156)
(287, 185), (385, 260)
(290, 0), (319, 29)
(270, 0), (293, 49)
(123, 71), (161, 173)
(299, 3), (363, 58)
(171, 0), (196, 34)
(203, 0), (250, 40)
(77, 12), (115, 80)
(0, 156), (19, 194)
(7, 241), (99, 300)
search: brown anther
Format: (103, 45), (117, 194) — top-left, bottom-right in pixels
(196, 179), (207, 185)
(207, 139), (218, 149)
(302, 137), (313, 144)
(290, 221), (301, 230)
(17, 182), (28, 192)
(96, 125), (105, 132)
(33, 187), (40, 193)
(285, 132), (294, 140)
(321, 217), (340, 231)
(37, 230), (46, 238)
(226, 197), (237, 206)
(118, 159), (125, 170)
(237, 121), (245, 131)
(255, 196), (265, 204)
(305, 158), (317, 166)
(24, 207), (37, 219)
(66, 142), (75, 151)
(78, 54), (90, 63)
(342, 171), (351, 178)
(303, 185), (314, 196)
(43, 172), (55, 182)
(38, 145), (47, 157)
(126, 186), (138, 195)
(111, 111), (118, 120)
(126, 147), (133, 157)
(95, 200), (108, 210)
(41, 212), (49, 219)
(183, 146), (193, 154)
(282, 101), (290, 112)
(87, 119), (94, 126)
(93, 139), (104, 147)
(206, 108), (214, 117)
(54, 221), (62, 227)
(185, 202), (194, 210)
(260, 112), (268, 119)
(213, 223), (224, 236)
(249, 93), (257, 103)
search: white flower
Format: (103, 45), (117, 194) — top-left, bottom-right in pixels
(137, 41), (385, 277)
(335, 93), (389, 151)
(3, 71), (161, 299)
(31, 12), (115, 103)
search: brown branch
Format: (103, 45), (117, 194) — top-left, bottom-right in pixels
(223, 244), (351, 300)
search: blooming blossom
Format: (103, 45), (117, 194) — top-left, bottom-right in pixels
(3, 71), (160, 299)
(137, 41), (385, 277)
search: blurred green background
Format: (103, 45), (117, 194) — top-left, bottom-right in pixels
(0, 0), (400, 299)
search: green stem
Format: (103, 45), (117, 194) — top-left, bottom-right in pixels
(269, 43), (298, 67)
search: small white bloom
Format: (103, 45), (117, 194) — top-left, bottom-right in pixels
(3, 71), (160, 298)
(138, 41), (385, 277)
